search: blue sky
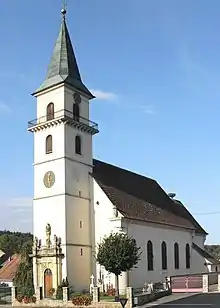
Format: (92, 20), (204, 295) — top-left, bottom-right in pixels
(0, 0), (220, 243)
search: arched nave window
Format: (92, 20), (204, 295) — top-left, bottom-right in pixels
(186, 243), (190, 269)
(147, 240), (154, 271)
(174, 242), (179, 269)
(46, 135), (52, 154)
(161, 241), (167, 270)
(75, 135), (82, 155)
(46, 103), (54, 121)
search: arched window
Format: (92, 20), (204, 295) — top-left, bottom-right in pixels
(46, 135), (52, 154)
(174, 243), (179, 269)
(75, 136), (82, 155)
(161, 241), (167, 270)
(73, 103), (80, 121)
(186, 243), (190, 269)
(147, 240), (154, 271)
(47, 103), (54, 121)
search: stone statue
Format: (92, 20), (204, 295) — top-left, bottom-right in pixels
(58, 237), (62, 247)
(53, 234), (58, 247)
(33, 236), (38, 250)
(38, 239), (42, 248)
(46, 223), (51, 248)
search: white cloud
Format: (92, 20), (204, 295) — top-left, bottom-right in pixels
(3, 197), (32, 209)
(90, 89), (118, 101)
(0, 197), (32, 232)
(139, 105), (155, 115)
(0, 103), (11, 114)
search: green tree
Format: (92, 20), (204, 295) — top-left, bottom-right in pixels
(205, 245), (220, 260)
(0, 231), (32, 254)
(96, 232), (142, 300)
(13, 239), (34, 297)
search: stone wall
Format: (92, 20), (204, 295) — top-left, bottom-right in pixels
(12, 286), (132, 308)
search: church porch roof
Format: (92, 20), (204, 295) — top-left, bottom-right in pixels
(192, 243), (220, 265)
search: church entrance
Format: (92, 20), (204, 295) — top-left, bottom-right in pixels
(44, 269), (53, 298)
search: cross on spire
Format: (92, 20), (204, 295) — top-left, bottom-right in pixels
(61, 0), (67, 18)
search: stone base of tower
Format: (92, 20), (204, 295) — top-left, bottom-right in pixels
(30, 224), (64, 298)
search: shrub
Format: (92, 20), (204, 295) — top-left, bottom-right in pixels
(23, 296), (30, 304)
(56, 285), (63, 300)
(16, 295), (23, 303)
(107, 288), (115, 296)
(30, 296), (37, 303)
(72, 295), (92, 306)
(49, 288), (55, 296)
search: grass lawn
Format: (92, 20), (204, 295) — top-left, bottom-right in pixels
(100, 295), (115, 302)
(100, 295), (127, 302)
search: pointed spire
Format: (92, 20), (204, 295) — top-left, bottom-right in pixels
(33, 7), (94, 98)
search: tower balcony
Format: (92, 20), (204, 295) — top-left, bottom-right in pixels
(27, 109), (99, 135)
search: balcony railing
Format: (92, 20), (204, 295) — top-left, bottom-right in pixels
(28, 109), (99, 133)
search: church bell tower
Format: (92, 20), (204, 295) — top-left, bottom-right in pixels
(28, 7), (98, 292)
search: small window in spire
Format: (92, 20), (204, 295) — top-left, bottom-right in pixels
(46, 135), (52, 154)
(73, 103), (80, 121)
(75, 136), (82, 155)
(47, 103), (54, 121)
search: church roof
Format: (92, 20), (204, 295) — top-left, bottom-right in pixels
(92, 159), (207, 234)
(33, 10), (94, 98)
(192, 243), (220, 264)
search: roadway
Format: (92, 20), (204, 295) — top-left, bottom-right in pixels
(144, 293), (220, 307)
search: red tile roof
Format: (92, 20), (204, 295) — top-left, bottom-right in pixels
(0, 255), (20, 281)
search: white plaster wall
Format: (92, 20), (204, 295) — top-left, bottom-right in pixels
(190, 247), (207, 275)
(34, 159), (65, 198)
(66, 246), (91, 291)
(93, 180), (127, 293)
(193, 234), (206, 249)
(34, 125), (65, 164)
(93, 181), (208, 291)
(64, 87), (90, 121)
(65, 194), (91, 245)
(35, 85), (91, 118)
(33, 84), (94, 292)
(65, 126), (93, 167)
(65, 158), (93, 198)
(36, 86), (65, 118)
(33, 195), (67, 278)
(126, 223), (197, 288)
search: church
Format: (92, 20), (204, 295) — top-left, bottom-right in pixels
(28, 7), (217, 297)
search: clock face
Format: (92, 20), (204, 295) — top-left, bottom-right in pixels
(43, 171), (55, 188)
(73, 92), (81, 104)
